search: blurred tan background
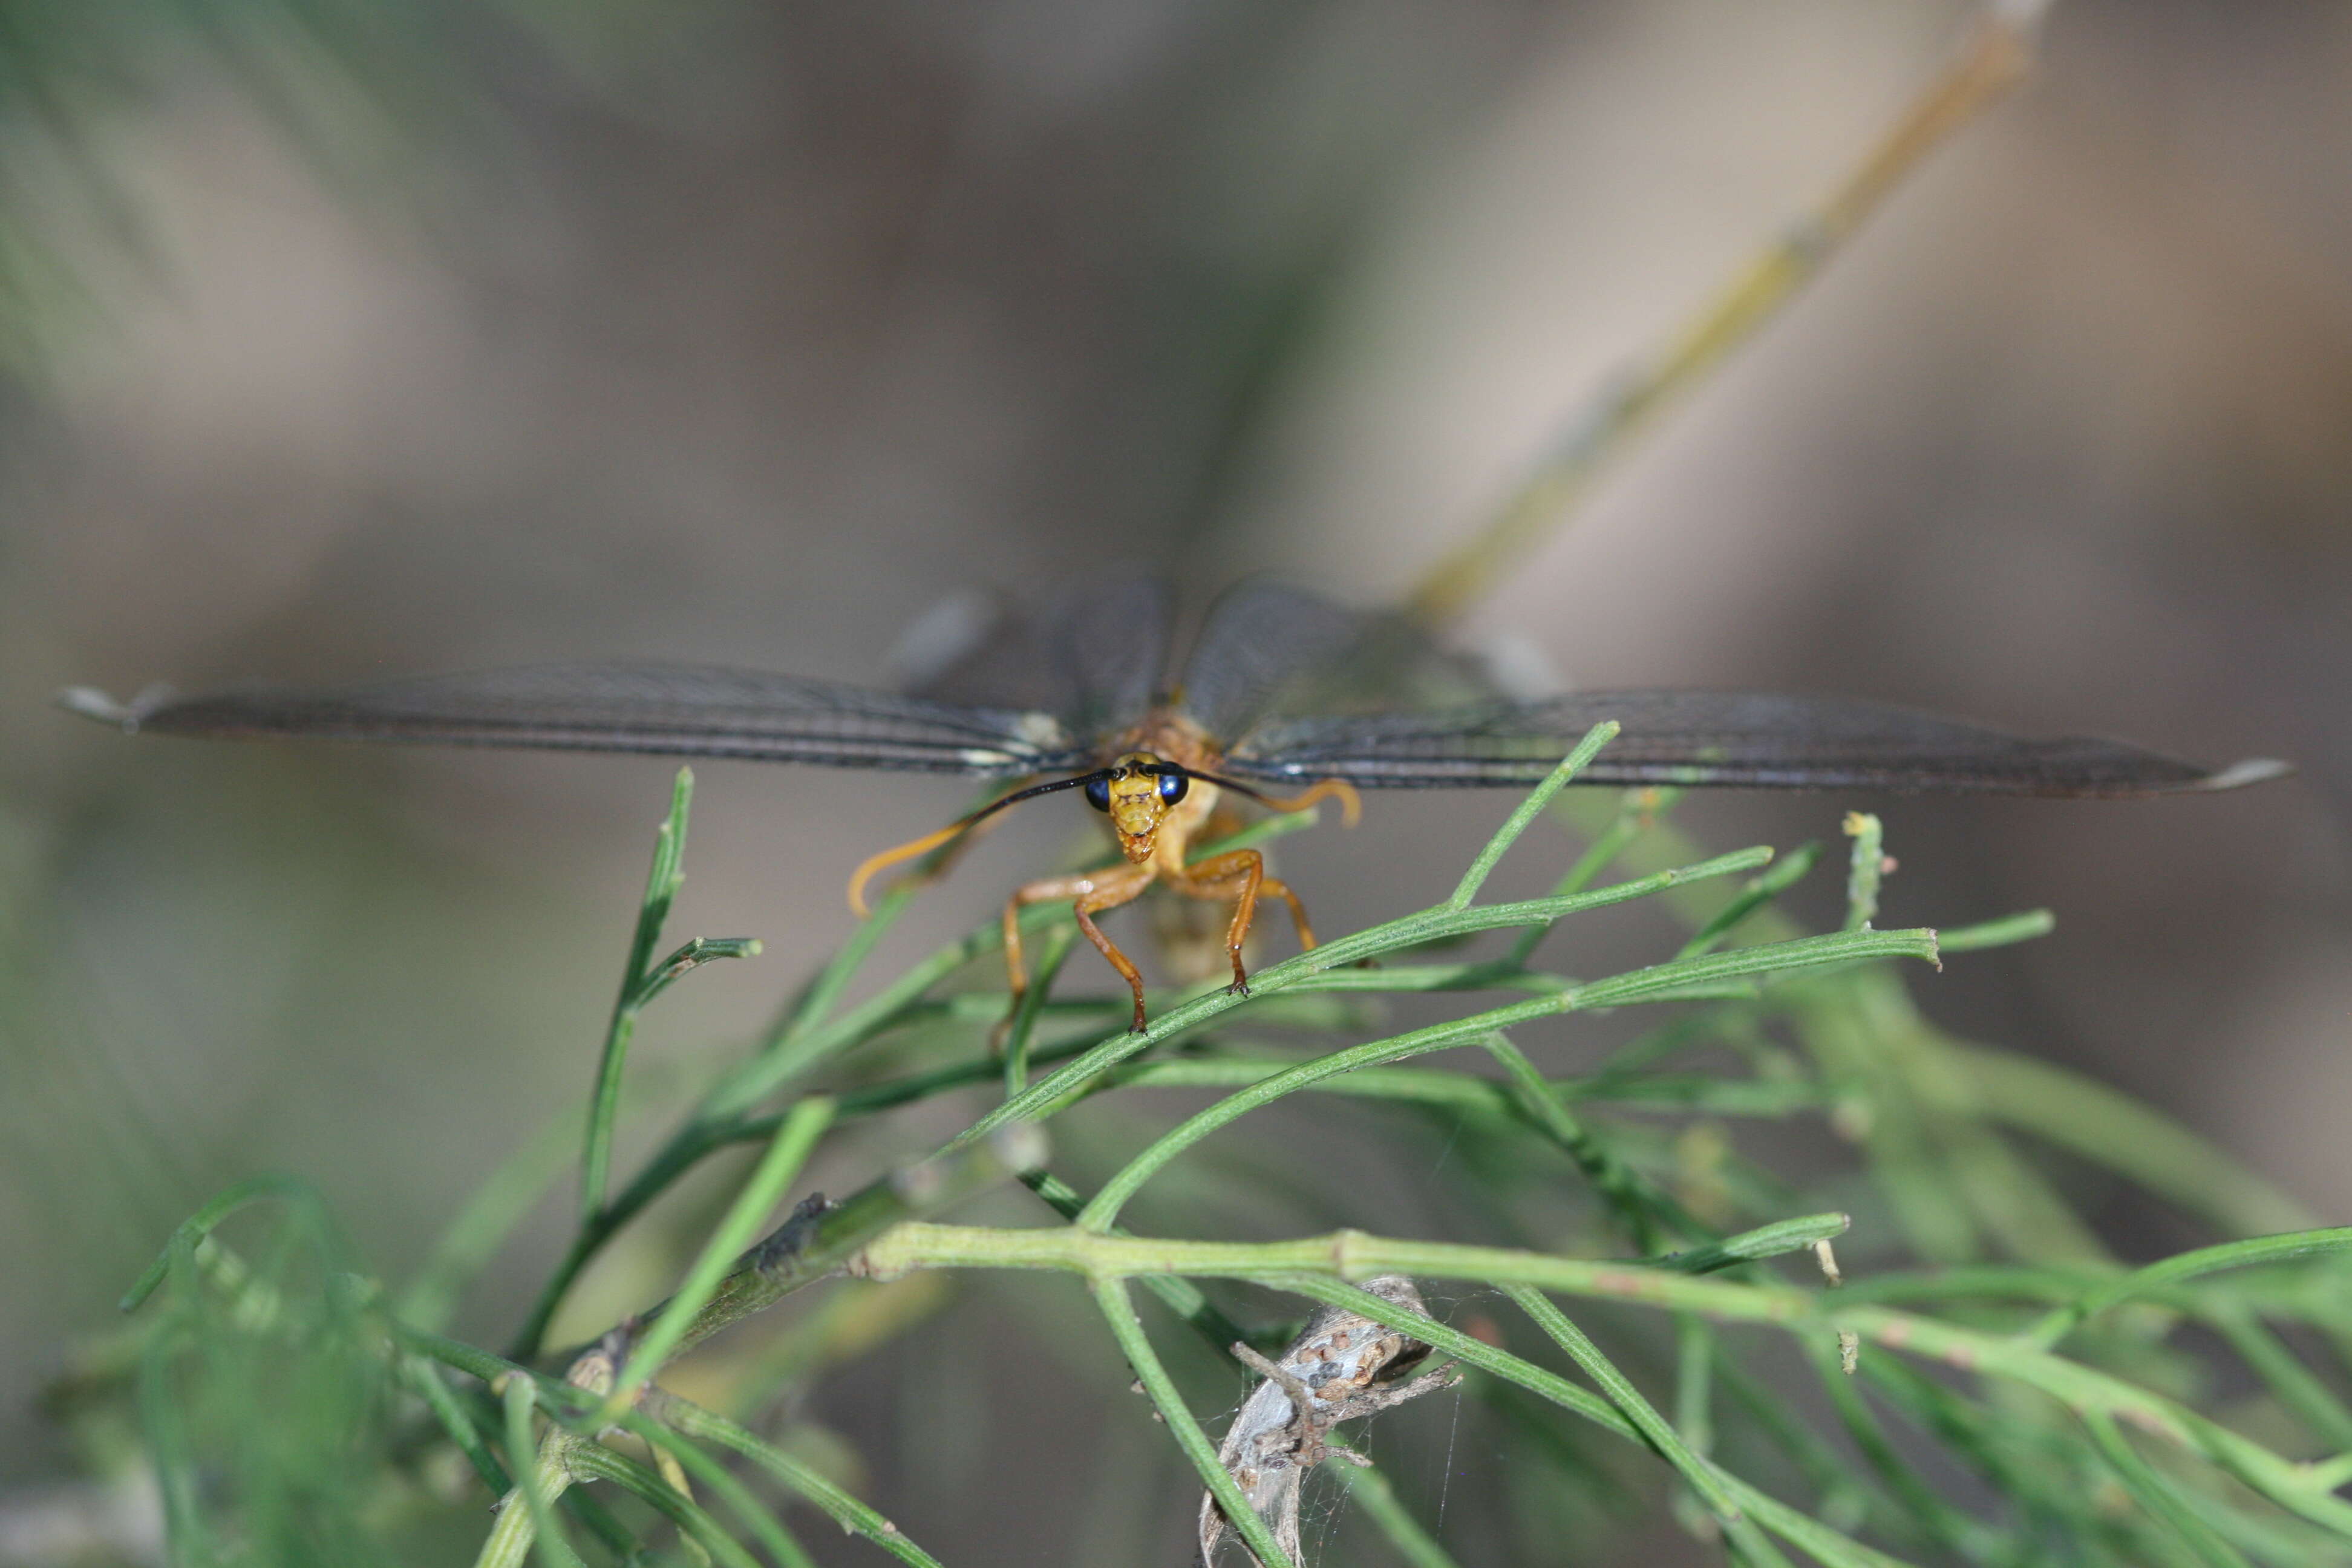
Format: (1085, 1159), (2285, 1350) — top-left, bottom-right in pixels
(2, 1), (2347, 1562)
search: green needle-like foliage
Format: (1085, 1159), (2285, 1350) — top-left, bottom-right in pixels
(83, 733), (2352, 1568)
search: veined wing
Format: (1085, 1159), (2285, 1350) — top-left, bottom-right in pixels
(1175, 580), (1374, 743)
(898, 574), (1171, 742)
(1227, 690), (2289, 797)
(56, 663), (1091, 776)
(1045, 574), (1171, 740)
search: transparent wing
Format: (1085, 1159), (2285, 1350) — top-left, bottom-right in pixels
(1227, 690), (2288, 797)
(900, 574), (1171, 742)
(1045, 573), (1171, 739)
(1177, 581), (1503, 745)
(56, 663), (1091, 776)
(1175, 581), (1373, 742)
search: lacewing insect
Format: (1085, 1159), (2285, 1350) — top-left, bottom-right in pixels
(57, 579), (2287, 1031)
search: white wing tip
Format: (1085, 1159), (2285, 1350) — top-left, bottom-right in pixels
(54, 683), (173, 731)
(2198, 757), (2295, 792)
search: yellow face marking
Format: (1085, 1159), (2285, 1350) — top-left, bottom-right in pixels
(1104, 751), (1170, 862)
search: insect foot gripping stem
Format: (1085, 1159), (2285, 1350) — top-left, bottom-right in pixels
(1198, 1275), (1462, 1566)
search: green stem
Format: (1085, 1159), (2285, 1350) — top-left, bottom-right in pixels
(1504, 1284), (1746, 1524)
(402, 1354), (512, 1497)
(644, 1391), (946, 1567)
(1481, 1031), (1684, 1252)
(1074, 1010), (1541, 1232)
(1829, 1308), (2352, 1541)
(1091, 1276), (1297, 1568)
(1002, 925), (1074, 1099)
(513, 1113), (745, 1357)
(486, 1377), (572, 1568)
(1674, 1316), (1716, 1495)
(1070, 927), (1935, 1232)
(616, 1413), (818, 1568)
(1336, 1463), (1463, 1568)
(835, 1218), (2352, 1543)
(582, 768), (693, 1222)
(770, 877), (923, 1048)
(1654, 1214), (1849, 1276)
(606, 1096), (838, 1412)
(511, 831), (1777, 1357)
(858, 1223), (1814, 1322)
(719, 1049), (1821, 1139)
(2304, 1453), (2352, 1493)
(1677, 841), (1822, 959)
(120, 1173), (325, 1312)
(557, 1440), (765, 1568)
(705, 901), (1056, 1123)
(961, 847), (1796, 1150)
(1954, 1044), (2319, 1236)
(1933, 909), (2054, 953)
(1840, 811), (1883, 932)
(1088, 1058), (1821, 1118)
(570, 1128), (1043, 1375)
(2022, 1227), (2352, 1350)
(1806, 1338), (1984, 1558)
(2201, 1301), (2352, 1451)
(1019, 1169), (1256, 1367)
(402, 1104), (586, 1331)
(2082, 1410), (2255, 1568)
(1445, 723), (1619, 909)
(1508, 785), (1682, 969)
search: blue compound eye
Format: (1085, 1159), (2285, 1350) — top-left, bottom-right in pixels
(1083, 775), (1111, 812)
(1155, 771), (1189, 805)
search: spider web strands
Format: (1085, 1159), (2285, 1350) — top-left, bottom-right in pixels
(1196, 1275), (1460, 1566)
(1402, 5), (2047, 630)
(1333, 1463), (1462, 1568)
(1096, 1276), (1301, 1568)
(1501, 1284), (1748, 1529)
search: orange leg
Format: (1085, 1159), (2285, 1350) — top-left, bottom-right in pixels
(1166, 848), (1317, 996)
(1004, 863), (1158, 1032)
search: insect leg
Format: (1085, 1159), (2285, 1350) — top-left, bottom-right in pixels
(1170, 849), (1318, 996)
(1004, 864), (1157, 1031)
